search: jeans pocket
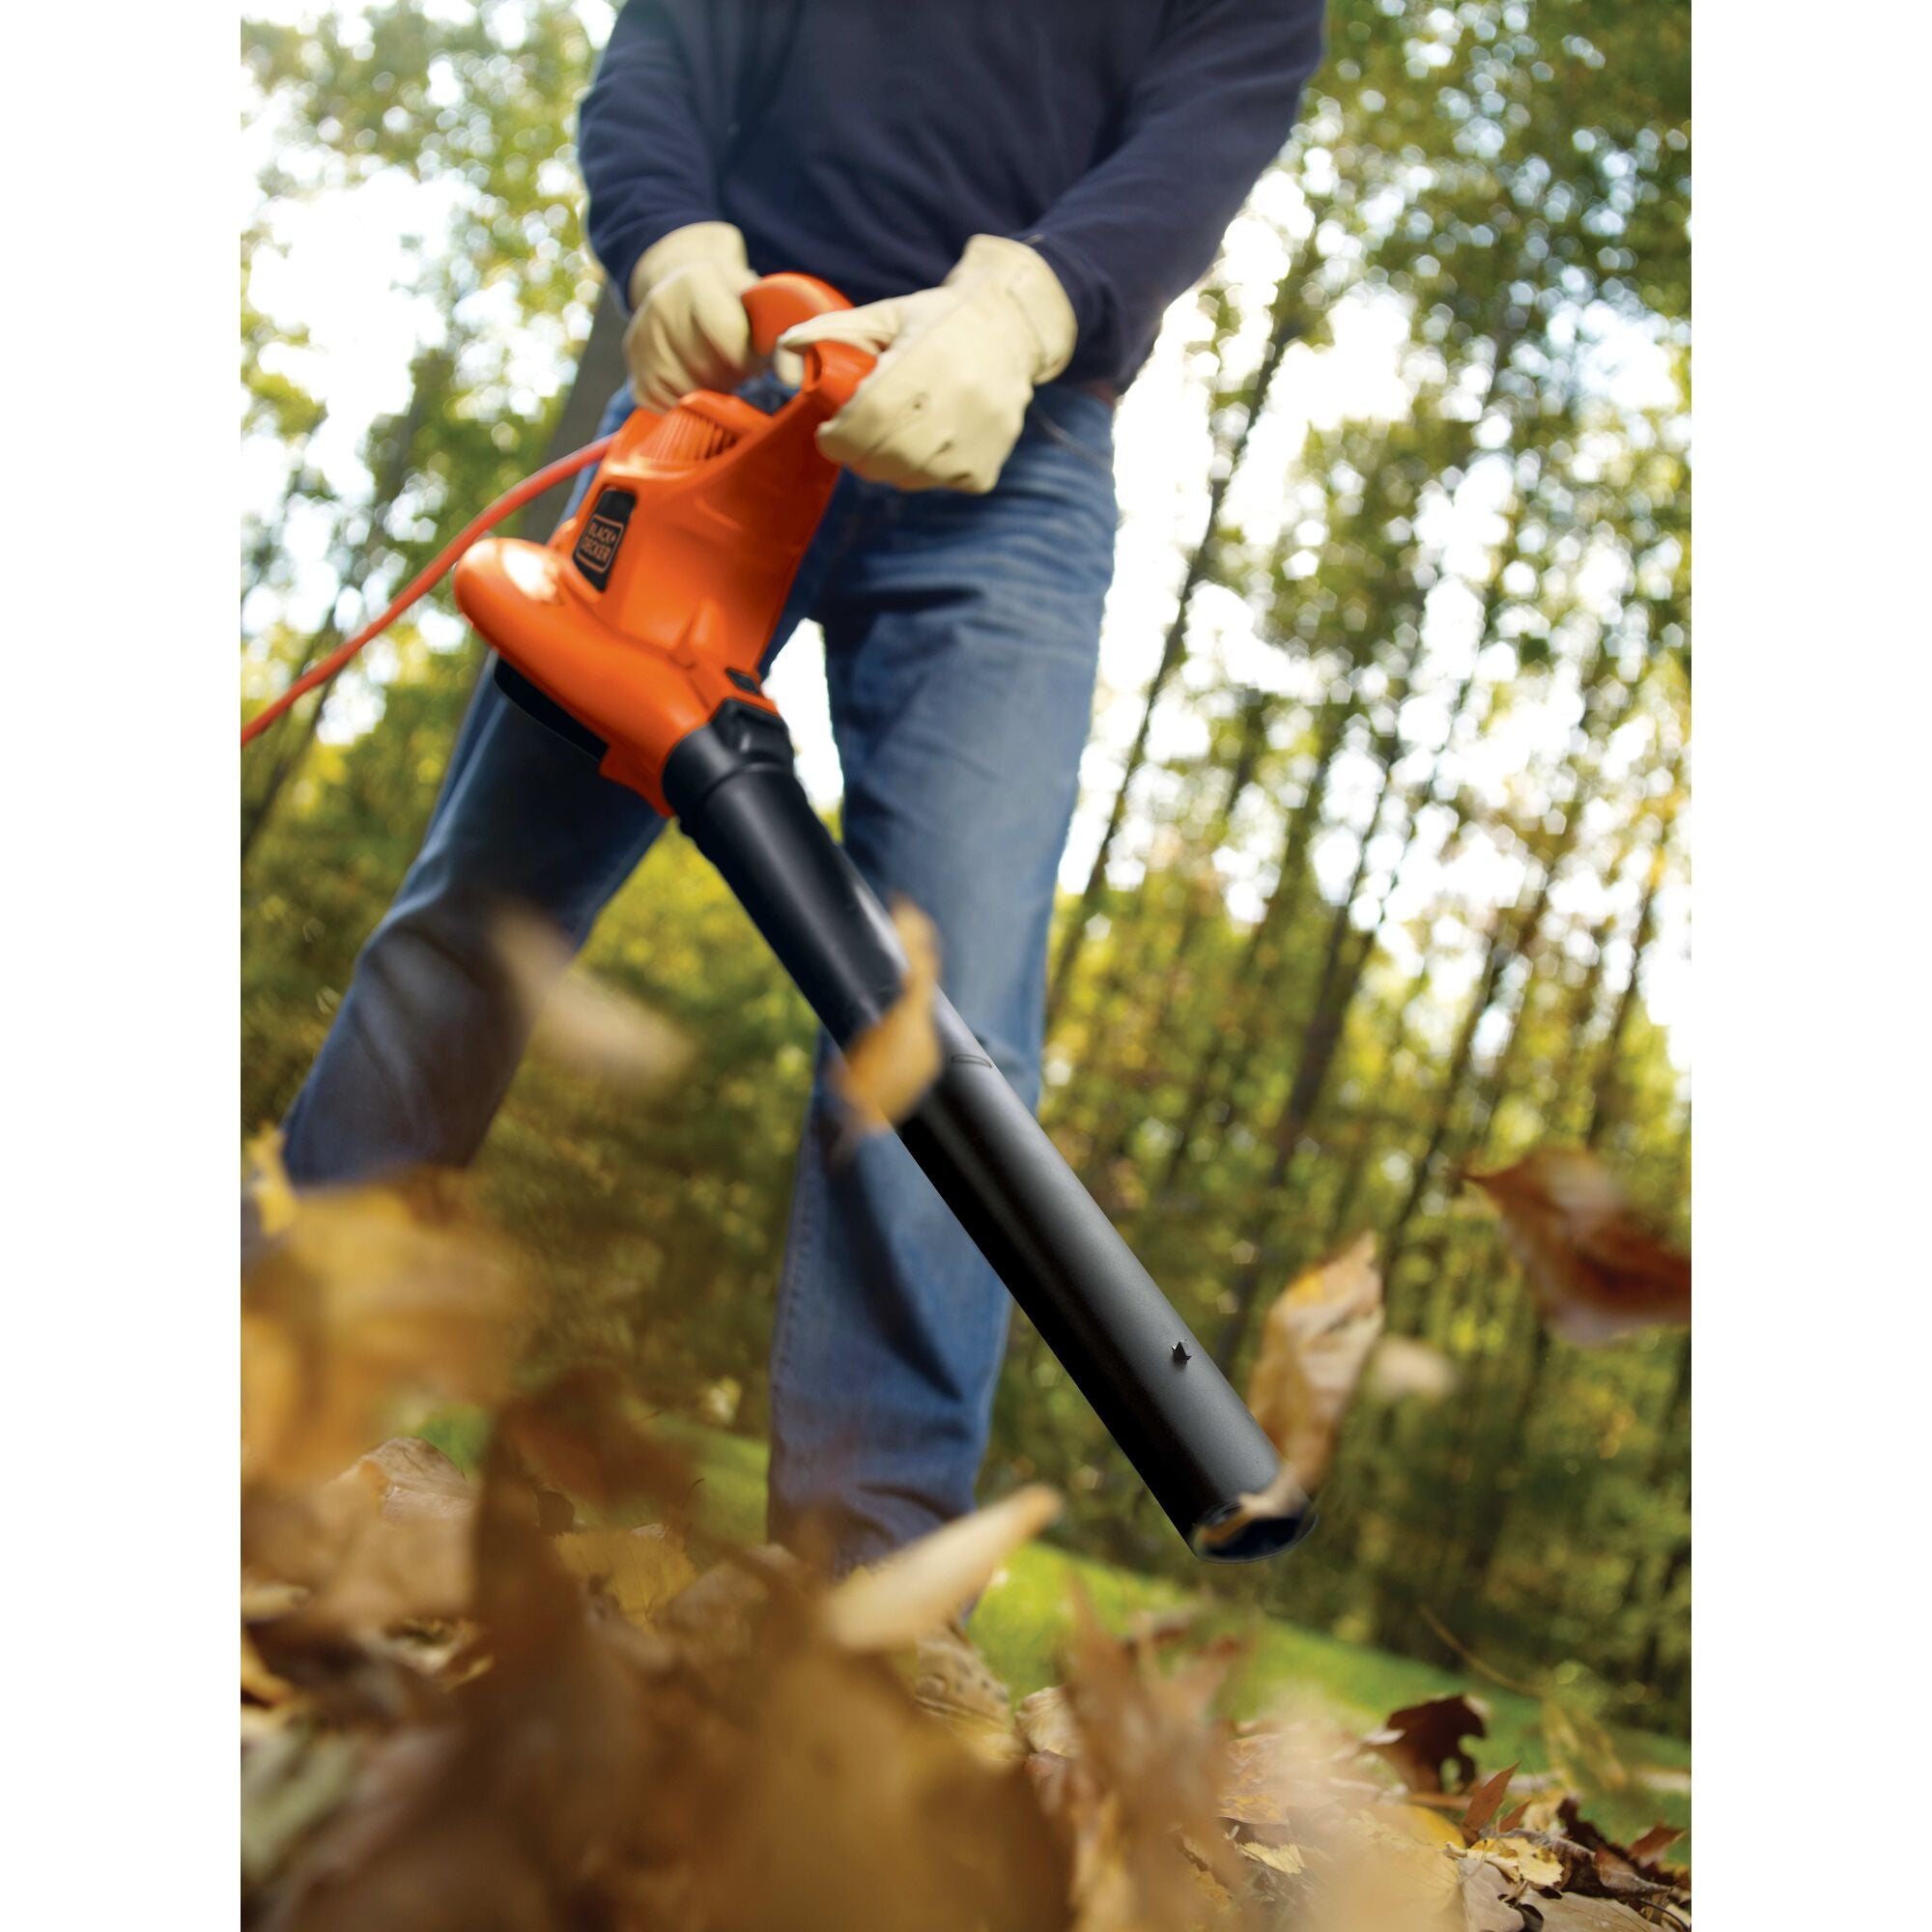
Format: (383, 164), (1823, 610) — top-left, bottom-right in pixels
(1026, 384), (1117, 473)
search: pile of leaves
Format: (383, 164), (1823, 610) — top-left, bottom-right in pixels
(242, 930), (1691, 1929)
(242, 1174), (1689, 1931)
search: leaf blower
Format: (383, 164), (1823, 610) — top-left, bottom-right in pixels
(243, 273), (1308, 1562)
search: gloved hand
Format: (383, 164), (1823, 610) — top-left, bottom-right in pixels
(779, 235), (1078, 494)
(623, 221), (760, 412)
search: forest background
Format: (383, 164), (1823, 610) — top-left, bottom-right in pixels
(239, 0), (1692, 1738)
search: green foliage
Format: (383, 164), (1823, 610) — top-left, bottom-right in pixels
(242, 0), (1690, 1735)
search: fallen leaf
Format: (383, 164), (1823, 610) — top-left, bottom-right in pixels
(1216, 1727), (1346, 1828)
(497, 1365), (689, 1516)
(1627, 1821), (1684, 1869)
(1323, 1813), (1462, 1927)
(832, 898), (943, 1135)
(1054, 1591), (1249, 1926)
(714, 1641), (1068, 1932)
(1535, 1898), (1660, 1930)
(250, 1440), (478, 1633)
(822, 1485), (1062, 1651)
(1459, 1852), (1528, 1930)
(911, 1621), (1026, 1766)
(1472, 1832), (1570, 1889)
(1464, 1148), (1690, 1344)
(1462, 1761), (1518, 1838)
(1363, 1692), (1490, 1794)
(553, 1525), (698, 1626)
(494, 907), (693, 1090)
(242, 1628), (300, 1708)
(1237, 1836), (1306, 1876)
(1388, 1801), (1469, 1850)
(1016, 1684), (1084, 1758)
(241, 1722), (364, 1896)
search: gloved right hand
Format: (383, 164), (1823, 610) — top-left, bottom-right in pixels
(623, 221), (759, 412)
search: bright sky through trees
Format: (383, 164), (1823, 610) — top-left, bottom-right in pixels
(240, 0), (1688, 1066)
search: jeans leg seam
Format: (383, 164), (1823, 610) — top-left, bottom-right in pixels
(767, 1083), (823, 1463)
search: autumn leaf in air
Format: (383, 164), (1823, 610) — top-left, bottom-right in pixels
(1464, 1148), (1690, 1345)
(822, 1484), (1062, 1653)
(832, 897), (943, 1137)
(242, 1139), (528, 1490)
(1198, 1233), (1383, 1552)
(493, 907), (693, 1089)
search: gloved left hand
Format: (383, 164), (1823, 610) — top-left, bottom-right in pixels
(779, 235), (1078, 494)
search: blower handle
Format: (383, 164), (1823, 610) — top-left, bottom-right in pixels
(742, 272), (874, 413)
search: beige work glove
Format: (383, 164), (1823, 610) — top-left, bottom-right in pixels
(778, 235), (1078, 494)
(623, 220), (759, 412)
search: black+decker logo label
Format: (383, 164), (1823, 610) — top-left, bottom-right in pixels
(572, 488), (636, 592)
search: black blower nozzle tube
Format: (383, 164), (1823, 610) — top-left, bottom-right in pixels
(664, 705), (1311, 1561)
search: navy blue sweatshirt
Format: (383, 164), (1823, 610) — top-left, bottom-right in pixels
(578, 0), (1325, 391)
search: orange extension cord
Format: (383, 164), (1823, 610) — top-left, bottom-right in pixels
(239, 434), (613, 747)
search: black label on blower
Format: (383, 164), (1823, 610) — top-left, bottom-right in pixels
(572, 488), (635, 592)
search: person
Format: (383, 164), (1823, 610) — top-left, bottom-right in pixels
(280, 0), (1326, 1575)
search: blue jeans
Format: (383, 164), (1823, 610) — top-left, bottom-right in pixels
(281, 377), (1118, 1569)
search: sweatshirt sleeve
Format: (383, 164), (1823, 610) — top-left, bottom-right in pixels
(1023, 0), (1326, 384)
(577, 1), (737, 309)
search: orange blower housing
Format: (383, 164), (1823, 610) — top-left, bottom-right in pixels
(452, 274), (872, 813)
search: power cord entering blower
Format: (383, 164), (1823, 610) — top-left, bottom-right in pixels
(239, 434), (615, 747)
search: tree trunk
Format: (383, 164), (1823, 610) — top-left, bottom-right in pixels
(1046, 297), (1306, 1022)
(1152, 693), (1352, 1200)
(241, 347), (449, 860)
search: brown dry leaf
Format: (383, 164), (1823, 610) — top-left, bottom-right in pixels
(1215, 1725), (1348, 1830)
(1053, 1590), (1248, 1928)
(1464, 1149), (1690, 1345)
(246, 1127), (300, 1238)
(911, 1622), (1026, 1767)
(1016, 1683), (1084, 1758)
(1197, 1235), (1382, 1551)
(1363, 1693), (1490, 1794)
(242, 1163), (526, 1490)
(1458, 1853), (1528, 1931)
(243, 1628), (300, 1708)
(266, 1438), (672, 1932)
(1366, 1333), (1460, 1402)
(1535, 1899), (1659, 1930)
(1322, 1813), (1462, 1930)
(497, 1365), (689, 1516)
(692, 1633), (1067, 1932)
(1627, 1822), (1684, 1868)
(1470, 1833), (1569, 1889)
(1387, 1800), (1470, 1851)
(553, 1525), (697, 1627)
(494, 906), (693, 1090)
(1245, 1231), (1384, 1492)
(822, 1484), (1061, 1652)
(1237, 1836), (1306, 1877)
(250, 1439), (479, 1634)
(831, 897), (943, 1135)
(1461, 1761), (1518, 1839)
(1192, 1462), (1315, 1555)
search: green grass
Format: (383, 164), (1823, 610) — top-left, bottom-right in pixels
(426, 1406), (1690, 1844)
